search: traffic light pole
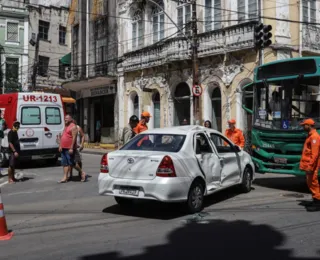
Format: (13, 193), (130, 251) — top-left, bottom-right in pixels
(191, 0), (200, 125)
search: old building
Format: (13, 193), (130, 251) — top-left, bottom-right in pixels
(64, 0), (118, 144)
(27, 1), (71, 91)
(0, 0), (29, 93)
(117, 0), (320, 140)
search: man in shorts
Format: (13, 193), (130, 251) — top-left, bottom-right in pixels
(68, 120), (86, 181)
(8, 121), (20, 183)
(59, 114), (86, 183)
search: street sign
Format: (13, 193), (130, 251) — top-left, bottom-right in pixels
(192, 85), (202, 97)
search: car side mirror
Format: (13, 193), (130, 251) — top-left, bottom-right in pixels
(234, 145), (241, 152)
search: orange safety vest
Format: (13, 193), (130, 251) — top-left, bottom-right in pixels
(134, 120), (148, 147)
(225, 128), (245, 148)
(300, 129), (320, 172)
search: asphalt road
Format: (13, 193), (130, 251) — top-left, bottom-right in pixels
(0, 154), (319, 260)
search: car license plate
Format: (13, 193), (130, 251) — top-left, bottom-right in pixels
(119, 187), (139, 196)
(274, 157), (287, 164)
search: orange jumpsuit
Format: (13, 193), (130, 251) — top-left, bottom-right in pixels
(300, 128), (320, 200)
(134, 120), (148, 147)
(225, 128), (245, 148)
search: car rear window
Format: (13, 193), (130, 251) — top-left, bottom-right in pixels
(120, 134), (186, 152)
(46, 107), (61, 125)
(21, 106), (40, 125)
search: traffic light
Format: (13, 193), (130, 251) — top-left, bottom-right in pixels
(262, 24), (272, 48)
(254, 23), (272, 49)
(254, 23), (264, 49)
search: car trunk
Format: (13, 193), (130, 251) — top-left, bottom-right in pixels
(108, 151), (166, 180)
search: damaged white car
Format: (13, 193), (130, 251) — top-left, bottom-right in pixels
(98, 125), (255, 213)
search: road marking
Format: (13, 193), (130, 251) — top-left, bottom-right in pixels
(0, 181), (8, 187)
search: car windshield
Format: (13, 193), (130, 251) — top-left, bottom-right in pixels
(120, 134), (186, 152)
(253, 78), (320, 130)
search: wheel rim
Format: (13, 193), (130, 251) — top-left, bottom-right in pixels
(191, 185), (203, 209)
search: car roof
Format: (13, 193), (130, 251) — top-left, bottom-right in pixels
(141, 125), (222, 135)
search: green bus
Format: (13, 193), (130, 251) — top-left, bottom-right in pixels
(242, 57), (320, 176)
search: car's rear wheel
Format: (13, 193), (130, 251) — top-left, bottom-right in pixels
(186, 181), (204, 214)
(240, 166), (252, 193)
(114, 196), (134, 207)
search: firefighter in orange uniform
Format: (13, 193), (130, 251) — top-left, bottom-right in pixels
(224, 119), (245, 148)
(135, 112), (152, 147)
(299, 118), (320, 211)
(134, 111), (151, 134)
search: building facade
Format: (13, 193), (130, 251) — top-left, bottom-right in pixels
(64, 0), (118, 144)
(27, 1), (71, 91)
(0, 0), (29, 93)
(117, 0), (320, 141)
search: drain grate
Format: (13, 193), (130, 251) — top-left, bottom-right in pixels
(281, 193), (304, 198)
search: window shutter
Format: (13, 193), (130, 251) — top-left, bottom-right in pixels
(310, 0), (316, 24)
(153, 16), (158, 43)
(302, 0), (309, 23)
(214, 0), (222, 29)
(204, 0), (212, 32)
(238, 0), (246, 21)
(154, 102), (161, 128)
(7, 23), (18, 41)
(248, 0), (257, 19)
(132, 23), (137, 49)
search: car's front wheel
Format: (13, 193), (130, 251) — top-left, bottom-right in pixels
(239, 166), (252, 193)
(114, 196), (134, 207)
(186, 181), (204, 214)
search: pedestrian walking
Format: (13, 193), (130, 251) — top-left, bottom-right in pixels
(119, 115), (139, 146)
(58, 114), (86, 183)
(224, 119), (245, 149)
(68, 120), (86, 181)
(299, 118), (320, 211)
(8, 121), (20, 184)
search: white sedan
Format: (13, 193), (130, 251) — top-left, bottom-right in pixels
(98, 125), (255, 213)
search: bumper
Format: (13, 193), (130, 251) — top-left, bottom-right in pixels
(98, 173), (192, 202)
(3, 148), (59, 161)
(252, 157), (308, 176)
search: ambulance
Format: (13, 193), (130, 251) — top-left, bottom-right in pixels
(0, 92), (65, 166)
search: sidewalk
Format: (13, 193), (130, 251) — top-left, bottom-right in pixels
(82, 148), (114, 155)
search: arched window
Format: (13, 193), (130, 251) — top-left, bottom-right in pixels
(153, 92), (161, 128)
(152, 1), (165, 43)
(128, 92), (139, 122)
(134, 94), (139, 116)
(174, 82), (191, 125)
(212, 87), (222, 132)
(132, 10), (144, 50)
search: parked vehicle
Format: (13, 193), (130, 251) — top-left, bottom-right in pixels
(98, 125), (255, 213)
(0, 92), (65, 166)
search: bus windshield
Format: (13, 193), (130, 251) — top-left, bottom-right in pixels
(253, 78), (320, 130)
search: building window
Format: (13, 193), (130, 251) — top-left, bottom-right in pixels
(96, 45), (106, 74)
(238, 0), (257, 22)
(132, 11), (144, 50)
(153, 92), (160, 128)
(5, 57), (19, 82)
(59, 25), (66, 45)
(94, 18), (107, 39)
(38, 56), (49, 77)
(7, 22), (19, 42)
(177, 1), (191, 36)
(152, 1), (165, 43)
(204, 0), (222, 32)
(39, 20), (50, 40)
(302, 0), (316, 24)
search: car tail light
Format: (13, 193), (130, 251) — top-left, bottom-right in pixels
(44, 127), (50, 132)
(156, 155), (176, 177)
(101, 153), (109, 173)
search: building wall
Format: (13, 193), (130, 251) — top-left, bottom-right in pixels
(117, 0), (320, 139)
(0, 3), (29, 92)
(28, 4), (71, 89)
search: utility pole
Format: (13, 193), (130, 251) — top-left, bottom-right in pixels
(31, 34), (40, 91)
(191, 0), (200, 125)
(258, 0), (262, 66)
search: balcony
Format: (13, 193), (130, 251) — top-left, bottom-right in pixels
(302, 24), (320, 54)
(122, 21), (257, 72)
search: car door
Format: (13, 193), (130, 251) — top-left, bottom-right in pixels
(209, 132), (241, 187)
(193, 132), (222, 189)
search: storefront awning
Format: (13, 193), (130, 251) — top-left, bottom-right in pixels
(60, 53), (71, 65)
(62, 76), (117, 92)
(62, 97), (76, 103)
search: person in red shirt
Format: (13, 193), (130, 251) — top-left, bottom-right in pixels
(224, 119), (245, 148)
(58, 114), (86, 183)
(299, 118), (320, 211)
(134, 111), (152, 134)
